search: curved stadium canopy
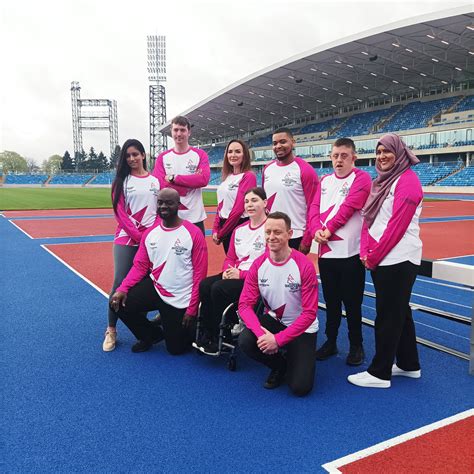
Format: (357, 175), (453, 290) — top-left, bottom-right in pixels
(159, 6), (474, 145)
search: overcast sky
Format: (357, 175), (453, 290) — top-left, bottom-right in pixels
(1, 0), (470, 164)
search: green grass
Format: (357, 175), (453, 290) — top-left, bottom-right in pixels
(0, 187), (217, 210)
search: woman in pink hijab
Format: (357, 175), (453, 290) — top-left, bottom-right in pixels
(348, 133), (423, 389)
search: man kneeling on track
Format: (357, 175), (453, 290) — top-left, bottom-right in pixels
(238, 212), (319, 396)
(110, 188), (208, 354)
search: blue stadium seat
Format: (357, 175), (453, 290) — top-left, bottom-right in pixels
(4, 174), (48, 185)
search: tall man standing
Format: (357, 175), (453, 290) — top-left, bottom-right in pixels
(309, 138), (371, 366)
(153, 116), (210, 235)
(110, 188), (208, 354)
(262, 127), (319, 254)
(238, 212), (319, 397)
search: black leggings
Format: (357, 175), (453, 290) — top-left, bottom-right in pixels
(199, 274), (244, 338)
(239, 313), (317, 397)
(368, 261), (420, 380)
(115, 277), (194, 355)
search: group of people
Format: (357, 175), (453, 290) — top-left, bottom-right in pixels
(103, 114), (423, 396)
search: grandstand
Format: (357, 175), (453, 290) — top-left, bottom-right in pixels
(156, 8), (473, 191)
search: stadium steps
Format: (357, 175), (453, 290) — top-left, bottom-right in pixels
(328, 116), (349, 137)
(433, 165), (466, 185)
(44, 175), (53, 186)
(447, 95), (466, 114)
(0, 175), (4, 186)
(85, 175), (98, 186)
(373, 104), (403, 133)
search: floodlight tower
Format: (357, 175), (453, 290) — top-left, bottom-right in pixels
(147, 35), (168, 162)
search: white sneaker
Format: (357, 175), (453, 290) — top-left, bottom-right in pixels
(392, 364), (421, 378)
(347, 371), (391, 388)
(103, 330), (117, 352)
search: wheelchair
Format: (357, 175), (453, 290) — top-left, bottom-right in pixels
(192, 301), (244, 371)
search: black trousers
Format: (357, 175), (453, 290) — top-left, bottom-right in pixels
(218, 217), (248, 254)
(115, 277), (194, 355)
(289, 237), (302, 250)
(193, 220), (206, 236)
(239, 313), (317, 397)
(199, 273), (244, 338)
(368, 261), (420, 380)
(318, 255), (365, 346)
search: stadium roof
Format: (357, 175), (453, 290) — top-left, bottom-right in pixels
(160, 6), (474, 144)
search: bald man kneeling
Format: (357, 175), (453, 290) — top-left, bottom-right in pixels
(110, 188), (208, 354)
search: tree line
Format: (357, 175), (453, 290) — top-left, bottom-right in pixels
(0, 146), (121, 174)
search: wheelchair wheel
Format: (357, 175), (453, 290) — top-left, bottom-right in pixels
(227, 356), (237, 372)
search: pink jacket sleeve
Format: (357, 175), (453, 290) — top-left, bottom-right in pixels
(238, 256), (266, 339)
(173, 149), (210, 189)
(325, 170), (371, 234)
(222, 228), (239, 271)
(360, 221), (369, 259)
(274, 255), (318, 347)
(366, 170), (422, 269)
(298, 160), (319, 248)
(152, 152), (167, 188)
(114, 193), (142, 243)
(212, 199), (222, 235)
(217, 172), (257, 240)
(307, 176), (325, 238)
(116, 225), (158, 293)
(186, 223), (208, 316)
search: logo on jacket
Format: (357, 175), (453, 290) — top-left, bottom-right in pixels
(172, 238), (187, 255)
(253, 235), (265, 252)
(285, 274), (300, 293)
(228, 181), (239, 191)
(339, 182), (350, 197)
(259, 277), (270, 288)
(282, 172), (297, 187)
(186, 159), (197, 173)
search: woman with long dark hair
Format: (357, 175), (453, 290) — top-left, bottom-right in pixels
(197, 187), (268, 355)
(212, 139), (257, 254)
(103, 139), (160, 351)
(348, 133), (423, 388)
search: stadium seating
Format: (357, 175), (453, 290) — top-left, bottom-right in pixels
(435, 165), (474, 186)
(380, 97), (459, 132)
(329, 108), (395, 138)
(49, 174), (93, 185)
(4, 174), (48, 185)
(299, 118), (342, 135)
(453, 95), (474, 112)
(412, 162), (462, 186)
(92, 173), (115, 184)
(205, 146), (225, 165)
(209, 169), (222, 185)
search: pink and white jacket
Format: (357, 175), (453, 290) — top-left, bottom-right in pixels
(114, 174), (160, 246)
(308, 168), (371, 258)
(222, 220), (267, 280)
(153, 147), (210, 223)
(361, 169), (422, 269)
(117, 220), (208, 316)
(213, 171), (257, 240)
(238, 250), (318, 347)
(262, 157), (319, 247)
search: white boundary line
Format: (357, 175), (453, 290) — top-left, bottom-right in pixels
(8, 219), (34, 239)
(322, 408), (474, 473)
(41, 244), (109, 298)
(40, 240), (113, 246)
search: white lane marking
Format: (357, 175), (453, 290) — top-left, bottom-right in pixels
(8, 220), (34, 239)
(41, 244), (109, 298)
(322, 409), (474, 473)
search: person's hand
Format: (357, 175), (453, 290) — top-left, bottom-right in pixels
(257, 328), (279, 354)
(223, 266), (240, 280)
(314, 229), (327, 244)
(212, 233), (221, 245)
(110, 291), (127, 312)
(298, 242), (311, 255)
(182, 313), (195, 329)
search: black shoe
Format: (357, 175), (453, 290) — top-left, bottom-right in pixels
(264, 366), (286, 389)
(199, 340), (219, 356)
(131, 334), (163, 353)
(315, 340), (338, 360)
(346, 345), (365, 366)
(131, 340), (153, 353)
